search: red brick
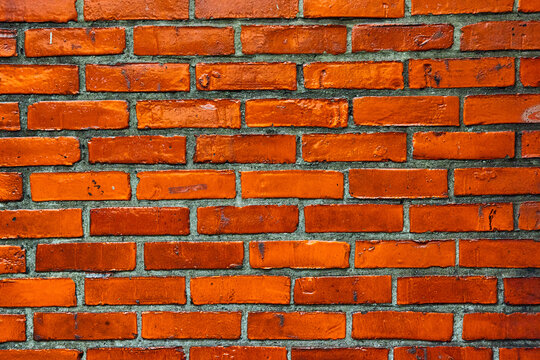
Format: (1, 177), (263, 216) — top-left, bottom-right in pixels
(137, 170), (236, 200)
(242, 25), (346, 54)
(291, 348), (389, 360)
(304, 62), (404, 89)
(353, 96), (459, 126)
(304, 0), (405, 18)
(85, 277), (186, 305)
(137, 99), (241, 129)
(34, 312), (137, 341)
(87, 348), (185, 360)
(356, 240), (456, 268)
(28, 101), (129, 130)
(36, 242), (136, 272)
(198, 205), (298, 234)
(305, 204), (403, 233)
(30, 172), (130, 201)
(519, 0), (540, 12)
(0, 350), (82, 360)
(195, 0), (298, 18)
(504, 278), (540, 305)
(397, 276), (497, 304)
(191, 347), (286, 360)
(0, 209), (82, 239)
(145, 241), (243, 270)
(191, 276), (290, 304)
(0, 0), (77, 22)
(134, 26), (234, 56)
(0, 278), (75, 307)
(409, 58), (515, 88)
(245, 99), (348, 128)
(413, 131), (515, 159)
(0, 137), (80, 167)
(0, 246), (25, 274)
(460, 239), (540, 268)
(250, 240), (350, 269)
(294, 276), (391, 304)
(248, 312), (346, 340)
(86, 63), (190, 92)
(0, 315), (25, 342)
(463, 313), (540, 340)
(394, 347), (492, 360)
(25, 28), (125, 57)
(500, 348), (540, 360)
(142, 312), (241, 339)
(0, 65), (78, 94)
(88, 136), (186, 164)
(196, 62), (296, 90)
(455, 167), (540, 195)
(90, 207), (190, 236)
(519, 202), (540, 230)
(412, 0), (513, 14)
(302, 133), (407, 162)
(523, 131), (540, 157)
(521, 58), (540, 86)
(0, 173), (22, 202)
(241, 170), (343, 199)
(353, 24), (453, 52)
(461, 21), (540, 51)
(0, 103), (20, 131)
(350, 169), (447, 198)
(85, 0), (189, 20)
(0, 29), (16, 57)
(464, 94), (540, 124)
(352, 311), (453, 340)
(410, 203), (513, 233)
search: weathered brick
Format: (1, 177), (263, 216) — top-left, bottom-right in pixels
(0, 173), (22, 202)
(394, 347), (492, 360)
(0, 65), (78, 94)
(0, 246), (25, 274)
(0, 29), (16, 57)
(464, 94), (540, 124)
(0, 278), (75, 307)
(412, 0), (513, 15)
(191, 347), (286, 360)
(85, 0), (189, 20)
(504, 278), (540, 305)
(304, 0), (405, 18)
(0, 315), (25, 343)
(87, 348), (185, 360)
(195, 0), (298, 18)
(0, 350), (82, 360)
(519, 202), (540, 230)
(454, 167), (540, 195)
(522, 131), (540, 158)
(0, 137), (80, 167)
(519, 0), (540, 12)
(142, 312), (241, 339)
(0, 0), (77, 22)
(460, 239), (540, 268)
(500, 348), (540, 360)
(291, 348), (389, 360)
(0, 209), (82, 239)
(462, 313), (540, 340)
(0, 103), (20, 131)
(521, 58), (540, 87)
(461, 21), (540, 51)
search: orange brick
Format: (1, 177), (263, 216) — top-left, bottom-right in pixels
(191, 347), (286, 360)
(519, 202), (540, 230)
(500, 348), (540, 360)
(292, 348), (389, 360)
(85, 0), (189, 20)
(394, 347), (492, 360)
(463, 313), (540, 340)
(304, 0), (405, 18)
(521, 58), (540, 86)
(87, 348), (186, 360)
(0, 29), (16, 57)
(0, 103), (20, 131)
(0, 278), (75, 307)
(504, 278), (540, 305)
(0, 246), (25, 274)
(142, 312), (241, 339)
(523, 131), (540, 158)
(460, 239), (540, 268)
(0, 209), (82, 239)
(0, 137), (80, 167)
(461, 21), (540, 51)
(454, 167), (540, 195)
(464, 94), (540, 124)
(0, 65), (78, 94)
(0, 315), (25, 342)
(0, 0), (77, 22)
(195, 0), (298, 18)
(519, 0), (540, 12)
(412, 0), (513, 14)
(0, 173), (22, 202)
(0, 350), (82, 360)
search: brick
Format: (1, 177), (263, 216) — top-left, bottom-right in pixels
(397, 276), (497, 304)
(137, 170), (236, 199)
(350, 169), (447, 199)
(145, 241), (243, 270)
(88, 136), (186, 164)
(304, 0), (405, 18)
(302, 133), (407, 162)
(0, 209), (82, 239)
(87, 348), (186, 360)
(462, 313), (540, 340)
(353, 96), (459, 126)
(352, 311), (453, 340)
(0, 0), (77, 22)
(291, 348), (389, 360)
(242, 25), (346, 54)
(0, 315), (25, 343)
(191, 276), (290, 304)
(90, 207), (190, 236)
(0, 65), (78, 94)
(460, 239), (540, 268)
(465, 94), (540, 124)
(500, 348), (540, 360)
(196, 62), (296, 90)
(353, 24), (453, 52)
(461, 21), (540, 51)
(245, 99), (348, 128)
(28, 101), (129, 130)
(519, 202), (540, 230)
(86, 63), (189, 92)
(409, 58), (515, 88)
(356, 240), (456, 268)
(85, 277), (186, 305)
(0, 350), (82, 360)
(413, 131), (515, 159)
(523, 131), (540, 157)
(34, 312), (137, 341)
(36, 242), (136, 272)
(250, 241), (350, 269)
(25, 28), (125, 57)
(504, 278), (540, 305)
(0, 137), (80, 167)
(519, 0), (540, 12)
(134, 26), (234, 56)
(0, 29), (16, 57)
(137, 99), (241, 129)
(248, 312), (346, 340)
(85, 0), (189, 20)
(0, 103), (20, 131)
(191, 347), (286, 360)
(241, 170), (343, 199)
(410, 203), (513, 233)
(412, 0), (513, 14)
(0, 278), (75, 307)
(454, 167), (540, 195)
(394, 347), (492, 360)
(30, 172), (130, 201)
(294, 276), (392, 304)
(198, 205), (298, 234)
(195, 0), (298, 18)
(305, 204), (403, 233)
(0, 173), (22, 201)
(521, 58), (540, 86)
(304, 62), (404, 89)
(142, 312), (241, 339)
(0, 246), (25, 274)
